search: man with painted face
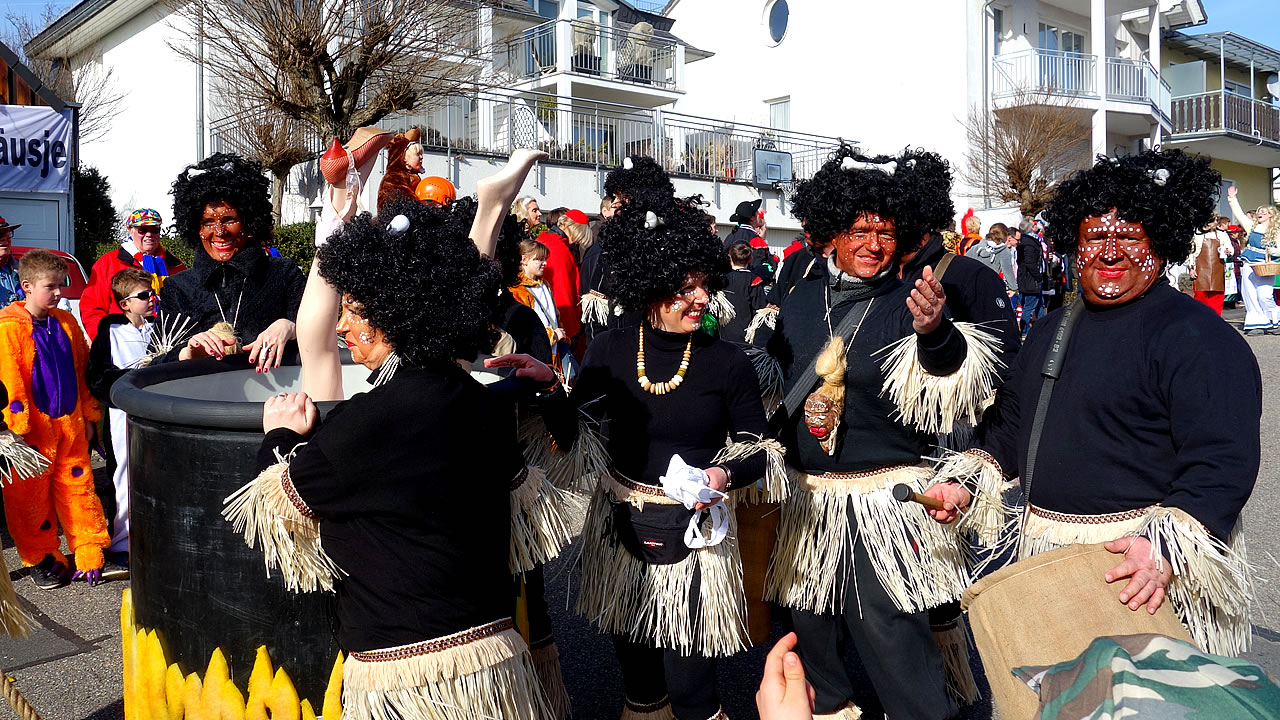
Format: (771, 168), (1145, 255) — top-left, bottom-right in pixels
(764, 146), (1006, 720)
(940, 149), (1261, 659)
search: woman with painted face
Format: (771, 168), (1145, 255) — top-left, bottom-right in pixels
(155, 154), (305, 370)
(942, 149), (1260, 663)
(762, 145), (1005, 720)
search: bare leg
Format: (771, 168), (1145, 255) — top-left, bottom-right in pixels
(469, 149), (548, 258)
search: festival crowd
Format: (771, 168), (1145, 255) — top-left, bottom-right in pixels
(0, 126), (1273, 720)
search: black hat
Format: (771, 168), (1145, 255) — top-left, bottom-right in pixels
(0, 216), (21, 233)
(731, 199), (762, 224)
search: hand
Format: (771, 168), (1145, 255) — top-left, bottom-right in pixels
(1227, 185), (1237, 199)
(756, 632), (815, 720)
(73, 568), (102, 586)
(244, 319), (297, 373)
(1103, 535), (1174, 614)
(908, 266), (947, 334)
(921, 482), (971, 524)
(483, 354), (555, 384)
(263, 392), (318, 436)
(180, 331), (237, 360)
(695, 467), (729, 511)
(552, 327), (568, 344)
(1188, 268), (1198, 280)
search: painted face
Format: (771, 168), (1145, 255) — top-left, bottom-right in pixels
(21, 272), (64, 313)
(654, 273), (710, 333)
(199, 202), (247, 262)
(335, 296), (393, 370)
(832, 213), (897, 279)
(1076, 211), (1160, 306)
(521, 255), (546, 280)
(130, 225), (162, 255)
(119, 286), (158, 317)
(0, 230), (11, 261)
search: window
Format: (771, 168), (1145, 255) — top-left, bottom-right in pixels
(1224, 80), (1251, 97)
(532, 0), (559, 20)
(992, 7), (1004, 55)
(764, 0), (789, 46)
(767, 97), (790, 131)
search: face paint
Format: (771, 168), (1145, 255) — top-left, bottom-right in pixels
(653, 273), (709, 333)
(832, 213), (897, 279)
(1076, 210), (1160, 306)
(803, 392), (841, 455)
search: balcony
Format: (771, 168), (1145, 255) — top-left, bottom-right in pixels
(992, 49), (1171, 120)
(1167, 91), (1280, 165)
(499, 19), (683, 101)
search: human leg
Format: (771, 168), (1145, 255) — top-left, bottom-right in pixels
(48, 415), (109, 574)
(1240, 265), (1272, 331)
(107, 407), (130, 552)
(613, 634), (673, 718)
(789, 607), (855, 714)
(663, 650), (720, 719)
(1, 420), (64, 568)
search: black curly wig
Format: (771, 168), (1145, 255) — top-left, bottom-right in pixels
(1042, 149), (1220, 264)
(599, 195), (728, 312)
(170, 153), (274, 252)
(603, 156), (676, 210)
(448, 195), (527, 287)
(790, 144), (945, 257)
(316, 197), (502, 364)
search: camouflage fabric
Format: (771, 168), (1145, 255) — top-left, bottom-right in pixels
(1014, 633), (1280, 720)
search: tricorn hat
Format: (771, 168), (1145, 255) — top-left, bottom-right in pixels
(0, 216), (21, 233)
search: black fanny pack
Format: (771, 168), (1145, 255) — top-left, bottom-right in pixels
(611, 501), (696, 565)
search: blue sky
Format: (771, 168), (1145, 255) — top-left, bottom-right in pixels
(3, 0), (1277, 51)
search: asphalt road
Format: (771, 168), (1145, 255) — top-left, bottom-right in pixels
(1, 307), (1277, 720)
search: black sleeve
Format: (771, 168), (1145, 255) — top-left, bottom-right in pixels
(916, 318), (967, 375)
(507, 304), (554, 364)
(536, 330), (615, 449)
(748, 282), (765, 314)
(86, 320), (125, 405)
(972, 353), (1027, 477)
(719, 348), (770, 489)
(258, 427), (310, 471)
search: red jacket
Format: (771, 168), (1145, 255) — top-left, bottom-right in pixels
(536, 231), (581, 339)
(80, 243), (187, 341)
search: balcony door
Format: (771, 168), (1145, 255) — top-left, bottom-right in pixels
(1039, 23), (1087, 94)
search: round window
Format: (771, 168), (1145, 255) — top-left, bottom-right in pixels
(765, 0), (789, 45)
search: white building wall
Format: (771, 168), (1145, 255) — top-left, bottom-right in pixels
(77, 3), (204, 227)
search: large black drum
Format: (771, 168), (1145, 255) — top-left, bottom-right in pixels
(112, 355), (372, 704)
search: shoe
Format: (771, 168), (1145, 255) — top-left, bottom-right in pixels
(29, 555), (69, 590)
(1243, 329), (1261, 336)
(100, 552), (129, 581)
(1267, 327), (1280, 335)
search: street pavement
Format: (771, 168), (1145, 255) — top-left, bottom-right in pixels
(1, 306), (1278, 719)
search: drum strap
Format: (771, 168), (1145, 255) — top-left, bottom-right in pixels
(1020, 299), (1083, 514)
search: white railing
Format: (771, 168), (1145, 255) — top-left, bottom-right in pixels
(992, 48), (1097, 98)
(1105, 56), (1146, 101)
(501, 19), (680, 90)
(378, 89), (843, 183)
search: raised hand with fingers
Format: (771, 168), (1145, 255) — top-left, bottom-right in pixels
(483, 354), (555, 384)
(908, 265), (947, 334)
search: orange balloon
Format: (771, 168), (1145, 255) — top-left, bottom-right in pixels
(415, 176), (456, 206)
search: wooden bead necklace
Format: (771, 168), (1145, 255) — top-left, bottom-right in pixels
(636, 326), (692, 395)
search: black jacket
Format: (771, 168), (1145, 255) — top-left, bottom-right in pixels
(1016, 233), (1047, 295)
(724, 226), (776, 283)
(901, 232), (1021, 375)
(719, 268), (765, 343)
(156, 246), (305, 362)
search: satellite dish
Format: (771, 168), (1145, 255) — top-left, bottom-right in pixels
(1267, 73), (1280, 99)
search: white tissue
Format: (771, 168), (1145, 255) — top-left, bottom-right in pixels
(659, 454), (729, 548)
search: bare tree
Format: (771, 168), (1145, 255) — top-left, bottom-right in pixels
(5, 4), (126, 143)
(168, 0), (497, 145)
(962, 89), (1090, 218)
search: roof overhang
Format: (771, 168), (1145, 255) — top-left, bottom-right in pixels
(1166, 30), (1280, 74)
(26, 0), (155, 60)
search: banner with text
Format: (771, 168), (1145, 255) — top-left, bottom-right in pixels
(0, 105), (73, 192)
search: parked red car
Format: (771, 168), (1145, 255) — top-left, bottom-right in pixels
(10, 245), (92, 329)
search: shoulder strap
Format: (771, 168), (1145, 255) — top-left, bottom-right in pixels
(778, 296), (869, 419)
(933, 253), (956, 282)
(1020, 299), (1084, 507)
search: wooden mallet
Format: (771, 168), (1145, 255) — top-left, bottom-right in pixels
(892, 482), (947, 510)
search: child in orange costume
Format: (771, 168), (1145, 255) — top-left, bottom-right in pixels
(0, 249), (109, 588)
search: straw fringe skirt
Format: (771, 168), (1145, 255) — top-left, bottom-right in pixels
(342, 618), (553, 720)
(765, 464), (970, 615)
(509, 466), (587, 575)
(1019, 504), (1253, 657)
(576, 474), (750, 657)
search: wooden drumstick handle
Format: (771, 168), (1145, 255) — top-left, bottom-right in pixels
(891, 483), (947, 511)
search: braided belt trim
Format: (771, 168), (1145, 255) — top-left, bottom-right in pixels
(964, 448), (1003, 476)
(810, 463), (918, 481)
(349, 618), (515, 663)
(609, 469), (668, 499)
(509, 466), (530, 491)
(280, 467), (316, 520)
(1028, 504), (1156, 525)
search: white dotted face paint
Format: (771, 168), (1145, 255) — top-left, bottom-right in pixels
(1076, 211), (1160, 305)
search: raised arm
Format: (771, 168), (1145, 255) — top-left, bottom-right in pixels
(1226, 186), (1256, 234)
(297, 261), (344, 401)
(469, 149), (548, 258)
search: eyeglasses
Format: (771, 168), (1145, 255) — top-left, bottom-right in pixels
(125, 289), (156, 301)
(200, 217), (243, 232)
(133, 225), (161, 235)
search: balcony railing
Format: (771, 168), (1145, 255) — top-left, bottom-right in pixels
(993, 49), (1170, 116)
(501, 19), (679, 90)
(380, 89), (842, 183)
(1171, 91), (1280, 145)
(207, 107), (329, 160)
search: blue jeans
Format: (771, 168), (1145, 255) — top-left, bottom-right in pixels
(1020, 292), (1045, 338)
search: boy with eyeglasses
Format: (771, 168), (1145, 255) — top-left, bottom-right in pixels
(86, 268), (158, 579)
(80, 208), (187, 341)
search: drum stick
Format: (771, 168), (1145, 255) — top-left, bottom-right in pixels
(891, 483), (947, 511)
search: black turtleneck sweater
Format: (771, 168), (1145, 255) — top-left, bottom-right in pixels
(157, 246), (305, 361)
(572, 325), (770, 488)
(974, 281), (1261, 541)
(258, 362), (522, 652)
(768, 260), (968, 473)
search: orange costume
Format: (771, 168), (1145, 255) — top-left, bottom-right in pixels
(0, 302), (109, 572)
